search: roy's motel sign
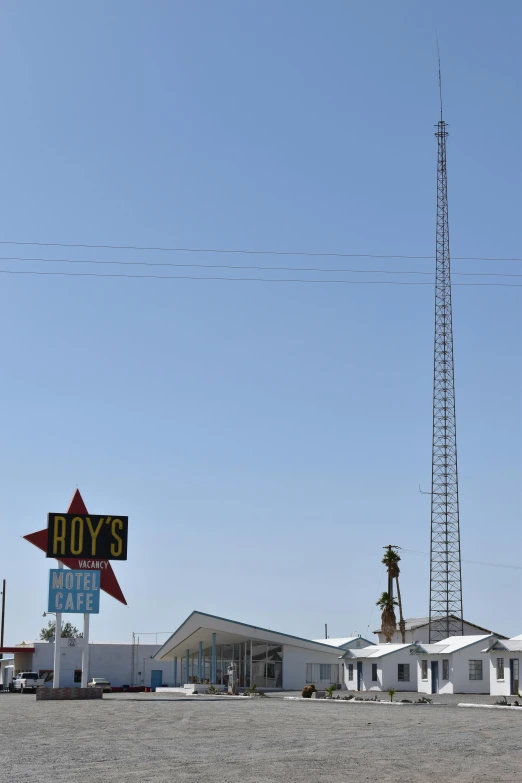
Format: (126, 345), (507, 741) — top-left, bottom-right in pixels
(46, 514), (128, 560)
(48, 569), (101, 614)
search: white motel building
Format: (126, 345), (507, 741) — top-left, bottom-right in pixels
(1, 610), (519, 697)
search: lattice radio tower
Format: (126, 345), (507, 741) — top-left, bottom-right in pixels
(429, 53), (464, 642)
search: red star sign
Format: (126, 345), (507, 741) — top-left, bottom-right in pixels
(23, 488), (127, 606)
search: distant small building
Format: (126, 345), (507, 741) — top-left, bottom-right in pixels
(0, 640), (173, 690)
(373, 616), (507, 645)
(414, 635), (495, 695)
(312, 636), (374, 651)
(341, 644), (418, 692)
(482, 636), (521, 697)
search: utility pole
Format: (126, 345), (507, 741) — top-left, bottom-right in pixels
(0, 579), (5, 660)
(429, 53), (464, 642)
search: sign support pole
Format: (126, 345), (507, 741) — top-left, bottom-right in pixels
(81, 613), (90, 688)
(53, 561), (63, 689)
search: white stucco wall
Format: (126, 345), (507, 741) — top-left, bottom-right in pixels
(282, 644), (343, 691)
(417, 644), (493, 695)
(416, 656), (454, 695)
(342, 659), (379, 691)
(450, 647), (489, 694)
(380, 654), (417, 692)
(342, 652), (417, 692)
(488, 654), (521, 696)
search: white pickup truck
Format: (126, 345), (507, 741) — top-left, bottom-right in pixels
(13, 672), (45, 693)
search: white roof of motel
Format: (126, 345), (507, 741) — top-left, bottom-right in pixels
(430, 635), (493, 653)
(481, 638), (522, 653)
(343, 644), (413, 659)
(413, 635), (495, 655)
(511, 634), (522, 641)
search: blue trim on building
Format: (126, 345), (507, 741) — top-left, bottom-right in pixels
(211, 633), (216, 684)
(198, 641), (203, 681)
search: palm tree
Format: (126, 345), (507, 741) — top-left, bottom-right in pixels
(376, 591), (398, 643)
(382, 545), (406, 644)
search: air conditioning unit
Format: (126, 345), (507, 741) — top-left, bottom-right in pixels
(336, 683), (342, 689)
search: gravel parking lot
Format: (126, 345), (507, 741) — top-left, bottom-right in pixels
(1, 692), (520, 782)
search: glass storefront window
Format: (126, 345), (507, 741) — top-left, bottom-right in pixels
(179, 638), (281, 688)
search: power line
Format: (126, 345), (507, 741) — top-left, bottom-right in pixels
(1, 268), (522, 286)
(399, 547), (522, 571)
(0, 239), (520, 262)
(1, 255), (522, 278)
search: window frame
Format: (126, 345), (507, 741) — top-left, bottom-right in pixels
(442, 659), (449, 681)
(371, 663), (378, 682)
(397, 663), (410, 682)
(496, 658), (505, 681)
(421, 660), (428, 680)
(348, 663), (353, 682)
(468, 660), (483, 681)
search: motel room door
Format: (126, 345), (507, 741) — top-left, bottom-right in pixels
(431, 661), (439, 694)
(510, 660), (519, 695)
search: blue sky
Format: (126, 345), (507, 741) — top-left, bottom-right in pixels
(1, 1), (520, 646)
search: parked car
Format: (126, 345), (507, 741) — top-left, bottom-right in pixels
(87, 678), (112, 692)
(13, 672), (45, 693)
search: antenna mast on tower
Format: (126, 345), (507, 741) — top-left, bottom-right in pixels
(429, 49), (464, 642)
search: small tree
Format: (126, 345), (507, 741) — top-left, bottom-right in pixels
(40, 620), (83, 640)
(376, 592), (398, 644)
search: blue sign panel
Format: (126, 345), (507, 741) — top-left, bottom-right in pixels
(48, 569), (101, 614)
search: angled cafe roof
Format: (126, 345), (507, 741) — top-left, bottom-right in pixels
(154, 611), (350, 661)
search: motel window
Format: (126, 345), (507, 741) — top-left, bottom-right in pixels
(348, 664), (353, 682)
(319, 664), (330, 681)
(371, 664), (378, 682)
(306, 664), (339, 685)
(442, 660), (449, 680)
(397, 664), (410, 682)
(469, 660), (483, 681)
(496, 658), (504, 681)
(421, 660), (428, 680)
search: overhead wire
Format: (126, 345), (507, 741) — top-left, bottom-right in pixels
(1, 268), (522, 285)
(0, 239), (520, 262)
(398, 547), (522, 571)
(1, 254), (522, 277)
